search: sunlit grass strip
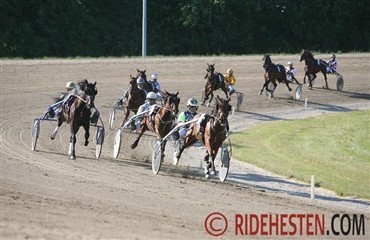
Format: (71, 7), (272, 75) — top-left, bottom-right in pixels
(231, 110), (370, 199)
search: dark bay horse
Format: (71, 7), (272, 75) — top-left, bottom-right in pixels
(260, 54), (297, 97)
(131, 91), (180, 155)
(202, 63), (229, 107)
(121, 75), (146, 127)
(176, 95), (231, 178)
(299, 49), (328, 89)
(50, 79), (97, 159)
(136, 69), (155, 93)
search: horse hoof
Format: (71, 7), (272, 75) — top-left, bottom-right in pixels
(69, 155), (76, 160)
(210, 170), (216, 175)
(131, 143), (137, 149)
(84, 141), (89, 146)
(205, 174), (210, 179)
(206, 103), (210, 107)
(259, 92), (262, 95)
(50, 135), (55, 140)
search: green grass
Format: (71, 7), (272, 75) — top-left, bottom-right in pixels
(230, 110), (370, 199)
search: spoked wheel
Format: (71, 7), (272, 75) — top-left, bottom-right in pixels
(236, 92), (244, 111)
(295, 85), (303, 101)
(219, 145), (231, 182)
(31, 119), (40, 151)
(113, 128), (122, 158)
(152, 140), (163, 174)
(219, 139), (232, 182)
(108, 107), (116, 130)
(336, 75), (344, 91)
(266, 82), (275, 98)
(95, 126), (105, 158)
(173, 140), (182, 165)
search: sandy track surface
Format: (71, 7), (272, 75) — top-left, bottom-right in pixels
(1, 54), (369, 239)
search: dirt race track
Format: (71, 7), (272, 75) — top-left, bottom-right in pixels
(1, 54), (370, 239)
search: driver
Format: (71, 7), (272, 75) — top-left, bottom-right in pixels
(47, 81), (79, 118)
(172, 98), (201, 140)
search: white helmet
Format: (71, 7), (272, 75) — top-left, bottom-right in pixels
(137, 77), (145, 84)
(331, 54), (336, 58)
(288, 61), (293, 65)
(146, 92), (157, 100)
(187, 98), (199, 107)
(151, 73), (158, 81)
(226, 68), (233, 75)
(66, 81), (76, 90)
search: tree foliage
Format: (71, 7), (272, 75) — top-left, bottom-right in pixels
(1, 0), (369, 58)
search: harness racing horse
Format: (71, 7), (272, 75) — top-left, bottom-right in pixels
(176, 95), (231, 178)
(136, 69), (155, 93)
(202, 63), (229, 107)
(50, 79), (98, 159)
(260, 54), (297, 97)
(131, 91), (180, 156)
(121, 75), (146, 127)
(299, 49), (328, 89)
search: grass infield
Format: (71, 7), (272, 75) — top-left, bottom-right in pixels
(231, 110), (370, 199)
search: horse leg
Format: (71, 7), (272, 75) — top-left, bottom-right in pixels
(209, 149), (217, 176)
(270, 82), (277, 98)
(121, 109), (130, 127)
(50, 114), (64, 140)
(207, 92), (214, 107)
(69, 124), (79, 160)
(175, 135), (196, 160)
(203, 150), (212, 178)
(285, 81), (292, 92)
(82, 123), (90, 146)
(131, 123), (148, 149)
(322, 72), (329, 89)
(259, 83), (266, 95)
(161, 139), (167, 158)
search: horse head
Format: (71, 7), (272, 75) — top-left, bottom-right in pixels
(136, 69), (147, 81)
(215, 95), (231, 127)
(129, 75), (139, 91)
(263, 54), (272, 69)
(164, 90), (180, 115)
(300, 49), (314, 62)
(206, 63), (215, 74)
(83, 80), (97, 109)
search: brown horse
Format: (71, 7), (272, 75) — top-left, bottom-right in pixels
(121, 75), (146, 127)
(176, 95), (231, 178)
(202, 63), (229, 107)
(136, 69), (155, 93)
(50, 79), (97, 159)
(259, 54), (298, 97)
(299, 49), (328, 89)
(131, 91), (180, 155)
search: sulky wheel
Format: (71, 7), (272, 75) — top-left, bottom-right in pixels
(95, 126), (105, 158)
(295, 85), (303, 101)
(31, 119), (40, 151)
(113, 128), (122, 158)
(152, 140), (163, 174)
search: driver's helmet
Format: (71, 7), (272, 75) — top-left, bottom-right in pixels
(288, 61), (293, 66)
(187, 98), (199, 107)
(226, 68), (233, 75)
(331, 54), (336, 59)
(146, 91), (157, 100)
(187, 98), (199, 113)
(150, 73), (158, 82)
(66, 81), (76, 91)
